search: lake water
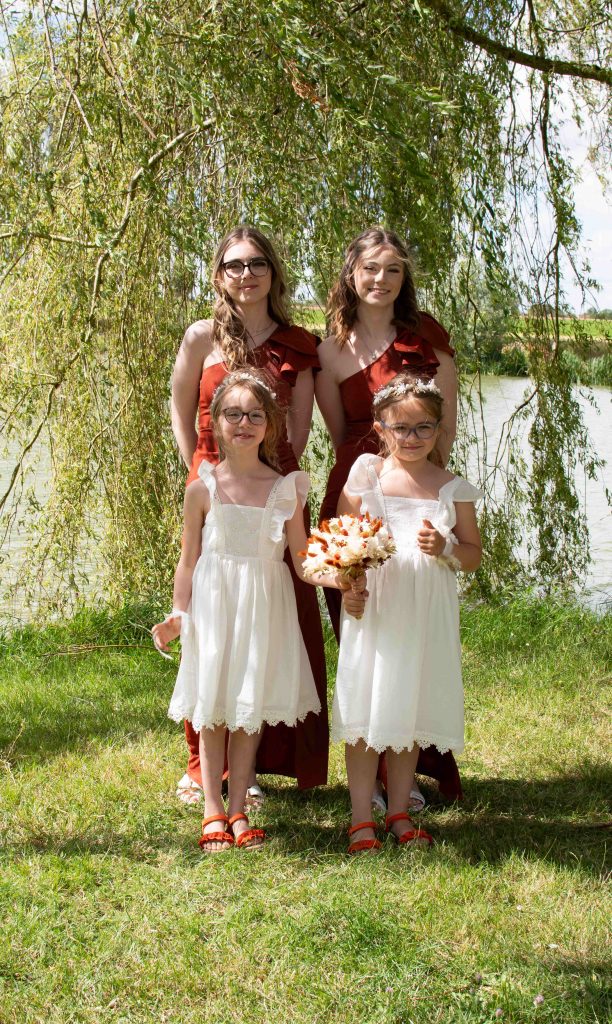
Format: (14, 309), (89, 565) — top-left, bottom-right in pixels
(465, 376), (611, 608)
(2, 376), (610, 622)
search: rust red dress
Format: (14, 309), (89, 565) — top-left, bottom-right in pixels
(183, 325), (328, 789)
(319, 312), (463, 800)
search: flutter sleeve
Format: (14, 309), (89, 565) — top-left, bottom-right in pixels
(433, 477), (483, 538)
(343, 453), (386, 519)
(269, 470), (311, 543)
(196, 458), (218, 503)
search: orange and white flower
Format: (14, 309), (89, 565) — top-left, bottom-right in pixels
(301, 512), (396, 580)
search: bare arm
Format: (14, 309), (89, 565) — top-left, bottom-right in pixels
(336, 487), (361, 517)
(171, 321), (211, 468)
(284, 502), (366, 616)
(314, 345), (347, 451)
(286, 369), (315, 460)
(418, 502), (482, 572)
(152, 482), (207, 649)
(434, 352), (457, 466)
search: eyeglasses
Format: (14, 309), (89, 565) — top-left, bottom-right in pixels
(222, 258), (271, 279)
(221, 407), (267, 426)
(377, 420), (440, 440)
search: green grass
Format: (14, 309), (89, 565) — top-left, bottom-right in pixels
(1, 601), (610, 1024)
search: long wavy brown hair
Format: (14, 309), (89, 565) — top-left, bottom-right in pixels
(211, 226), (291, 369)
(372, 372), (445, 467)
(327, 227), (420, 348)
(209, 369), (286, 470)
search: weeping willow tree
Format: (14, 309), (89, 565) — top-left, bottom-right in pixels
(0, 0), (610, 614)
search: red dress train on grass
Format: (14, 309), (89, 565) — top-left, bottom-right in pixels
(183, 325), (328, 790)
(319, 313), (463, 800)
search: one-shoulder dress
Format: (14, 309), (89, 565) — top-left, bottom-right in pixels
(320, 313), (464, 798)
(169, 466), (320, 734)
(332, 455), (482, 755)
(183, 325), (328, 788)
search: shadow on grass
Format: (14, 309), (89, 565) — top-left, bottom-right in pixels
(3, 777), (609, 875)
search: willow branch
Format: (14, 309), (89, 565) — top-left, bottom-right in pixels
(0, 229), (100, 248)
(0, 124), (206, 514)
(424, 0), (612, 86)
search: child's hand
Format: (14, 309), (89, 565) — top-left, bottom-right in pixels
(417, 519), (445, 557)
(342, 586), (368, 619)
(151, 616), (181, 653)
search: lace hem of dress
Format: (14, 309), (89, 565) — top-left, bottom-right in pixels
(331, 727), (463, 756)
(168, 699), (321, 734)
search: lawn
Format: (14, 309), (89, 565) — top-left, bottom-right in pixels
(0, 600), (610, 1024)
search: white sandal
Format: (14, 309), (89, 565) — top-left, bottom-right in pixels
(409, 786), (426, 812)
(176, 773), (203, 807)
(371, 783), (427, 814)
(245, 783), (265, 809)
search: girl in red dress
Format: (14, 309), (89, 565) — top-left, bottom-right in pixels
(171, 226), (329, 804)
(315, 227), (463, 803)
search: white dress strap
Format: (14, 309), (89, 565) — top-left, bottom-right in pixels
(344, 453), (386, 519)
(196, 460), (224, 549)
(267, 470), (311, 544)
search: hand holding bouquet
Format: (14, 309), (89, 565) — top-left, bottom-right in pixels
(301, 513), (396, 582)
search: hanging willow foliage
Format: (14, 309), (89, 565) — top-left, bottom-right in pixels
(0, 0), (609, 615)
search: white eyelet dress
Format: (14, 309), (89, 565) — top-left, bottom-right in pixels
(168, 463), (321, 735)
(332, 453), (482, 755)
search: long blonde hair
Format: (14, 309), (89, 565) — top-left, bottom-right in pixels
(209, 369), (286, 470)
(327, 227), (419, 348)
(211, 226), (291, 369)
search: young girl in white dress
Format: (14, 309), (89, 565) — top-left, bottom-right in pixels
(153, 370), (362, 853)
(333, 373), (482, 853)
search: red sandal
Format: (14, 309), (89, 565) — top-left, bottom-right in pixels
(385, 812), (433, 847)
(198, 814), (234, 853)
(347, 820), (382, 855)
(229, 812), (266, 850)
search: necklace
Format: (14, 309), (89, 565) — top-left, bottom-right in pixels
(246, 320), (275, 346)
(355, 323), (395, 357)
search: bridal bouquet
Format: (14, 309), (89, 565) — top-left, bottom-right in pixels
(301, 513), (396, 580)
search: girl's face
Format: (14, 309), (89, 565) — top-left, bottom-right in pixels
(353, 245), (404, 310)
(215, 385), (268, 455)
(218, 239), (273, 307)
(375, 396), (440, 463)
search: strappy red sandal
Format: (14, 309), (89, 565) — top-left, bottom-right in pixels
(198, 814), (234, 853)
(347, 820), (382, 855)
(229, 812), (266, 850)
(385, 812), (433, 847)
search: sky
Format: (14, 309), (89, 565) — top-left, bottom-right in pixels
(544, 97), (611, 314)
(565, 158), (611, 313)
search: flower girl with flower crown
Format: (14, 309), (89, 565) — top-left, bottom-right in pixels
(332, 373), (482, 854)
(152, 370), (363, 853)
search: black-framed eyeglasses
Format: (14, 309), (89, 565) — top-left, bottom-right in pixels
(222, 258), (271, 279)
(221, 407), (267, 426)
(378, 420), (440, 440)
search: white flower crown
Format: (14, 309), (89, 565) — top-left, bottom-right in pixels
(213, 371), (277, 401)
(373, 376), (441, 406)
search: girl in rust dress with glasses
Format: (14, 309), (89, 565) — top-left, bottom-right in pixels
(315, 227), (462, 804)
(171, 225), (328, 805)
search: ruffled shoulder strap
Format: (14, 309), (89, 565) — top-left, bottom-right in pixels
(414, 312), (455, 357)
(343, 454), (385, 518)
(433, 476), (483, 538)
(196, 458), (218, 505)
(264, 325), (321, 384)
(268, 470), (311, 543)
